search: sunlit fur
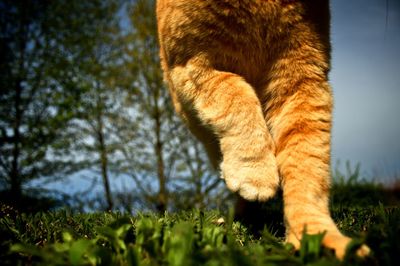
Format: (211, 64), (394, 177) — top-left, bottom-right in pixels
(156, 0), (369, 259)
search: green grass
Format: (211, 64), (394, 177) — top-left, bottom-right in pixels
(1, 203), (399, 266)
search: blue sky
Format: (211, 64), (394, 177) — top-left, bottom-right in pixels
(330, 0), (400, 182)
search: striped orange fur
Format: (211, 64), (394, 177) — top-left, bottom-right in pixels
(156, 0), (369, 259)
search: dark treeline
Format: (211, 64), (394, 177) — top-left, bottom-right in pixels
(0, 0), (231, 213)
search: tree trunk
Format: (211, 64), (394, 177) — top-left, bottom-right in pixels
(11, 76), (23, 205)
(10, 10), (29, 206)
(96, 96), (113, 211)
(154, 106), (167, 213)
(99, 132), (113, 211)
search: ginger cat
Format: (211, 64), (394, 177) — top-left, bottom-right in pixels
(156, 0), (369, 259)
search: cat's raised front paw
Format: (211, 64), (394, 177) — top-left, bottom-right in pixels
(220, 153), (279, 201)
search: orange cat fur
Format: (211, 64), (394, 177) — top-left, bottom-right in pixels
(156, 0), (369, 258)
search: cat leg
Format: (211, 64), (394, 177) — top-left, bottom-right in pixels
(169, 60), (279, 201)
(266, 79), (369, 258)
(167, 83), (222, 169)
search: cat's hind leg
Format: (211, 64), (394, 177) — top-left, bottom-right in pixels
(169, 58), (279, 201)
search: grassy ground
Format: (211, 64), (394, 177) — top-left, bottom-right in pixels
(1, 201), (399, 266)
